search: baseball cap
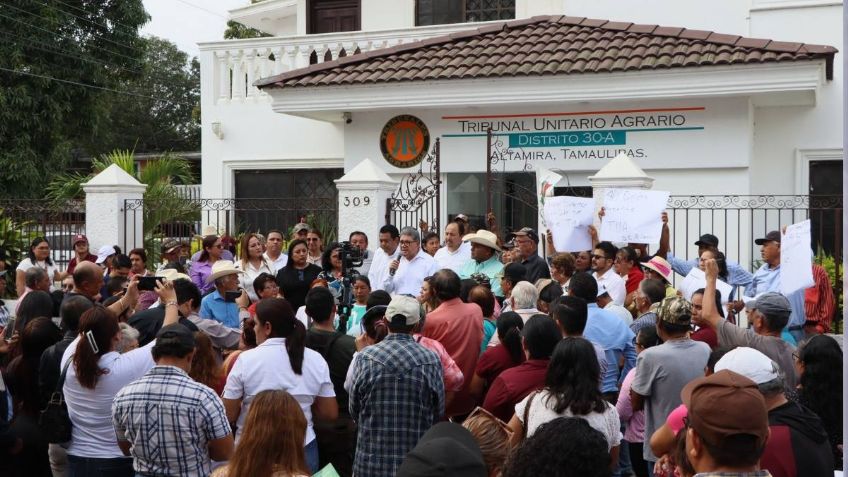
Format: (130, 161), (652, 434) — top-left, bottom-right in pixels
(73, 234), (88, 245)
(694, 234), (719, 248)
(397, 422), (487, 477)
(750, 292), (791, 319)
(95, 245), (116, 264)
(154, 323), (196, 349)
(714, 347), (781, 384)
(502, 239), (516, 250)
(160, 238), (182, 254)
(293, 223), (310, 233)
(657, 295), (692, 325)
(596, 283), (610, 298)
(682, 369), (769, 447)
(385, 295), (422, 326)
(454, 213), (469, 222)
(499, 262), (527, 284)
(754, 230), (781, 245)
(512, 227), (539, 243)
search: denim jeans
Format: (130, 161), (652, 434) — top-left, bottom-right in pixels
(305, 438), (320, 474)
(67, 455), (134, 477)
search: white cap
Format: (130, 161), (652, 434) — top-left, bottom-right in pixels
(95, 245), (115, 264)
(597, 283), (609, 297)
(714, 347), (781, 384)
(385, 295), (422, 326)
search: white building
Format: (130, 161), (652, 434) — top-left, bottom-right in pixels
(198, 0), (842, 262)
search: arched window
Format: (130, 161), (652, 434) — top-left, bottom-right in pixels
(416, 0), (515, 26)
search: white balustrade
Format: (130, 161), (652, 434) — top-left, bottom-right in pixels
(200, 20), (501, 104)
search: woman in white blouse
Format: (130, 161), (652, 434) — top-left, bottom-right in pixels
(62, 279), (178, 477)
(16, 237), (61, 296)
(235, 233), (274, 302)
(508, 337), (622, 472)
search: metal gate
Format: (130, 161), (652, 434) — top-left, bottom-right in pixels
(485, 129), (540, 237)
(385, 138), (441, 233)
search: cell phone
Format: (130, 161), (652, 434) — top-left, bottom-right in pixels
(137, 276), (162, 291)
(224, 290), (242, 302)
(3, 317), (16, 342)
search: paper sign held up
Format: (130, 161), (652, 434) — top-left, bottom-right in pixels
(600, 189), (669, 243)
(679, 267), (733, 304)
(780, 220), (814, 295)
(543, 196), (595, 252)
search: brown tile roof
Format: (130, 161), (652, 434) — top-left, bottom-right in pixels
(255, 15), (837, 90)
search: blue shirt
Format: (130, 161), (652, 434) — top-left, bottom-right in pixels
(668, 254), (753, 288)
(745, 263), (806, 330)
(583, 303), (637, 394)
(199, 290), (240, 329)
(458, 255), (505, 297)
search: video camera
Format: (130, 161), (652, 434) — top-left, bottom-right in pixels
(338, 241), (364, 275)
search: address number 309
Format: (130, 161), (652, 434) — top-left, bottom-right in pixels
(343, 196), (371, 207)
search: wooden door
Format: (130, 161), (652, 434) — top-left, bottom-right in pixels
(309, 0), (360, 34)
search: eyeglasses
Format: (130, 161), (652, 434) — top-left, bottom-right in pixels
(591, 254), (610, 260)
(306, 238), (320, 242)
(399, 240), (417, 246)
(466, 406), (514, 437)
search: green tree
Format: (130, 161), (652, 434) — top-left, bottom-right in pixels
(224, 0), (271, 39)
(93, 36), (200, 154)
(0, 0), (149, 198)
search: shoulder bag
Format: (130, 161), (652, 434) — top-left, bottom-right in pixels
(39, 357), (73, 443)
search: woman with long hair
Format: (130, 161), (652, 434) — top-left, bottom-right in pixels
(508, 337), (621, 470)
(236, 233), (274, 302)
(275, 239), (322, 310)
(190, 331), (224, 395)
(317, 242), (348, 313)
(222, 298), (337, 473)
(305, 229), (323, 266)
(12, 290), (54, 335)
(347, 276), (371, 337)
(63, 282), (179, 476)
(15, 237), (60, 297)
(4, 316), (61, 476)
(190, 235), (225, 295)
(796, 334), (843, 470)
(462, 407), (514, 477)
(213, 390), (310, 477)
(469, 311), (525, 404)
(417, 276), (438, 314)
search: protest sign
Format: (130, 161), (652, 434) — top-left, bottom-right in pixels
(600, 189), (669, 243)
(780, 220), (814, 295)
(543, 196), (595, 252)
(679, 267), (733, 304)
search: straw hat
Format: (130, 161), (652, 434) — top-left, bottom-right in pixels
(206, 260), (243, 283)
(194, 225), (220, 240)
(462, 229), (501, 252)
(641, 256), (673, 282)
(158, 268), (190, 282)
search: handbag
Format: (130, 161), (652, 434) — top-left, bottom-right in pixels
(39, 357), (73, 443)
(521, 389), (541, 440)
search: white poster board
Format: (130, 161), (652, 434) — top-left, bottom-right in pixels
(600, 189), (669, 243)
(543, 196), (596, 252)
(679, 267), (733, 304)
(780, 220), (814, 295)
(536, 167), (563, 230)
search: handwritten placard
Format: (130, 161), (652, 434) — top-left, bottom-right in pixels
(679, 267), (733, 304)
(780, 220), (814, 295)
(543, 196), (595, 252)
(600, 189), (669, 243)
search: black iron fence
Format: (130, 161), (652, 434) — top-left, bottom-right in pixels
(122, 197), (338, 265)
(0, 199), (86, 273)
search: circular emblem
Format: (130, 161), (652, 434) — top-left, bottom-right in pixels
(380, 115), (430, 168)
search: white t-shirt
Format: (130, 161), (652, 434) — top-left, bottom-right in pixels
(235, 258), (275, 302)
(61, 336), (156, 457)
(515, 389), (622, 450)
(222, 337), (335, 445)
(433, 242), (471, 273)
(17, 258), (58, 291)
(263, 252), (288, 274)
(593, 270), (627, 306)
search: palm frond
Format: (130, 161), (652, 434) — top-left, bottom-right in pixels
(138, 152), (195, 186)
(93, 149), (136, 175)
(45, 171), (91, 203)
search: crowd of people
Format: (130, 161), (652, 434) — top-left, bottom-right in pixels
(0, 212), (841, 477)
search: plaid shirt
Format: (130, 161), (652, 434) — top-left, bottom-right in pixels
(349, 333), (444, 477)
(112, 366), (231, 477)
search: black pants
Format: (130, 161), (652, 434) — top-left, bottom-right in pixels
(314, 416), (357, 477)
(628, 441), (649, 477)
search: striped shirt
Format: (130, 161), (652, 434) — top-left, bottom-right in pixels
(112, 365), (231, 477)
(804, 264), (835, 333)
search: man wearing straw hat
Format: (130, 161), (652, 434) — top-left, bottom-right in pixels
(458, 230), (505, 298)
(199, 261), (247, 329)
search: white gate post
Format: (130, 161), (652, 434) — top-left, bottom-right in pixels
(335, 159), (398, 246)
(82, 164), (147, 252)
(588, 152), (655, 230)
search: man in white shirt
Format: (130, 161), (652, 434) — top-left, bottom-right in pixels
(349, 231), (373, 277)
(591, 242), (626, 306)
(383, 227), (439, 296)
(262, 229), (288, 273)
(368, 225), (400, 292)
(433, 222), (471, 273)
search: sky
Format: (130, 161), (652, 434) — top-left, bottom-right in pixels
(141, 0), (246, 57)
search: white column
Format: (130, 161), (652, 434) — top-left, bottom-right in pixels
(588, 152), (655, 229)
(335, 158), (398, 245)
(82, 164), (147, 253)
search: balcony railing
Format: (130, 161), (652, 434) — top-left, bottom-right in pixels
(200, 21), (500, 104)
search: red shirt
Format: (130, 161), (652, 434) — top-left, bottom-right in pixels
(625, 267), (645, 294)
(804, 264), (835, 333)
(691, 326), (718, 349)
(66, 254), (97, 274)
(482, 359), (549, 422)
(423, 298), (484, 416)
(475, 344), (523, 385)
